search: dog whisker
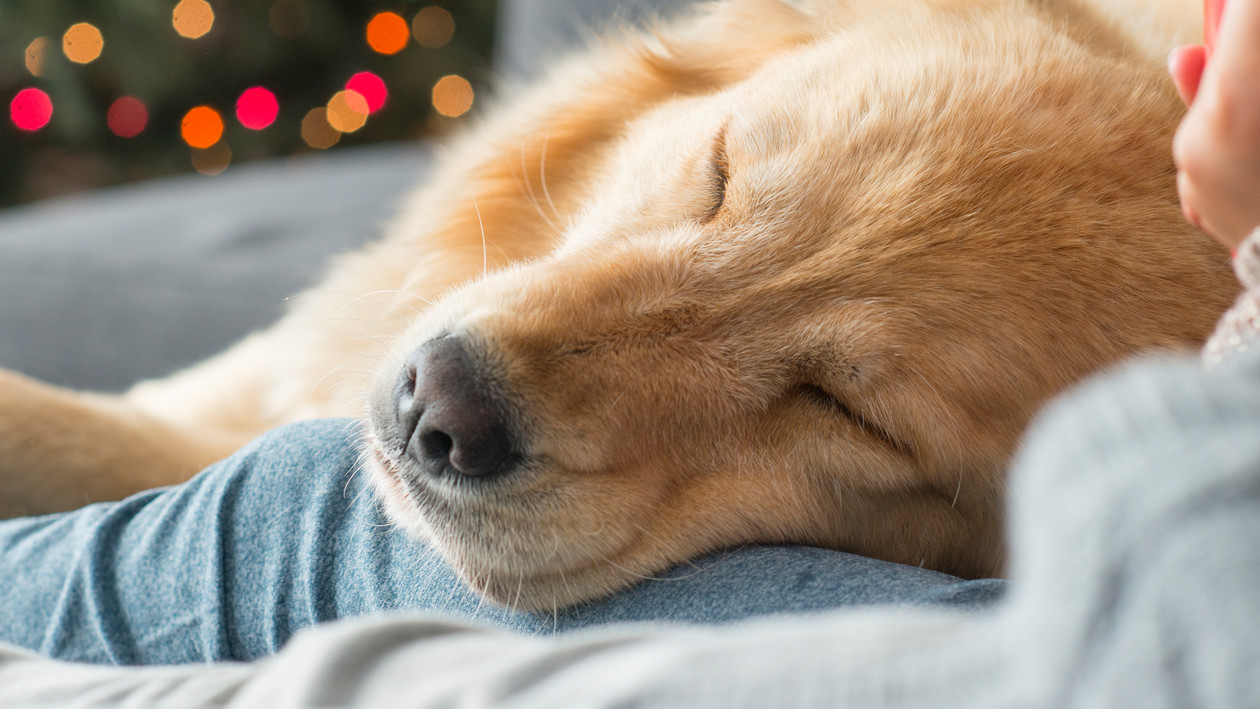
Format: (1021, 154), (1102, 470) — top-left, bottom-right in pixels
(470, 188), (488, 278)
(517, 140), (564, 238)
(538, 129), (563, 226)
(307, 357), (380, 399)
(329, 288), (435, 319)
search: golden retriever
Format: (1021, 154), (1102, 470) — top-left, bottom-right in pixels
(0, 0), (1239, 611)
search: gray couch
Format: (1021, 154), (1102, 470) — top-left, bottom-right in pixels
(0, 0), (692, 393)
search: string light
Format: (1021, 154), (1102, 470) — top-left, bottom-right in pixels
(172, 0), (215, 39)
(236, 87), (279, 130)
(10, 88), (54, 132)
(107, 97), (148, 137)
(432, 74), (473, 117)
(301, 108), (340, 149)
(412, 7), (455, 49)
(191, 142), (232, 175)
(24, 38), (49, 77)
(345, 72), (387, 113)
(366, 12), (409, 55)
(326, 90), (369, 132)
(10, 2), (484, 194)
(62, 23), (104, 64)
(181, 105), (224, 148)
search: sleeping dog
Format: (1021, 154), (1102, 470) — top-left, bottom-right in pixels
(0, 0), (1237, 610)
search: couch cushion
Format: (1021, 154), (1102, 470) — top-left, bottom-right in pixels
(0, 145), (428, 392)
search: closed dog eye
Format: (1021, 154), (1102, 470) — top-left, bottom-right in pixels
(793, 383), (912, 458)
(702, 124), (730, 223)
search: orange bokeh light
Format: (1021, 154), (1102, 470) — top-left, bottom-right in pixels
(192, 142), (232, 176)
(173, 0), (215, 39)
(366, 12), (409, 55)
(301, 108), (340, 149)
(432, 74), (474, 117)
(63, 23), (104, 64)
(25, 37), (48, 77)
(181, 105), (224, 148)
(412, 6), (455, 48)
(326, 90), (369, 133)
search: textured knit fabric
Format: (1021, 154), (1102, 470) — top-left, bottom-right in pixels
(1204, 227), (1260, 368)
(2, 341), (1259, 706)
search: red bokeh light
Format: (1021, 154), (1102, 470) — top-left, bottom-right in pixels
(345, 72), (388, 113)
(236, 86), (279, 130)
(107, 96), (149, 138)
(10, 88), (53, 132)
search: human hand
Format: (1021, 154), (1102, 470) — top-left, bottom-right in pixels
(1168, 0), (1260, 251)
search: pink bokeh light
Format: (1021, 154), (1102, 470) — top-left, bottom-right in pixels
(345, 72), (388, 113)
(10, 88), (53, 132)
(235, 86), (279, 130)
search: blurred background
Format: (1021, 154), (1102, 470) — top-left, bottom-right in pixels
(0, 0), (497, 207)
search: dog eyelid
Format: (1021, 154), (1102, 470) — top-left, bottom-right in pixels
(702, 124), (730, 223)
(795, 383), (913, 458)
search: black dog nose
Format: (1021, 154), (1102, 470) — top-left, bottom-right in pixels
(395, 336), (518, 478)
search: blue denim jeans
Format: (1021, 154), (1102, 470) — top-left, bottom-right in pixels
(0, 419), (1003, 665)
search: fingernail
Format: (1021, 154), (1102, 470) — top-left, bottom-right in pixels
(1182, 203), (1202, 229)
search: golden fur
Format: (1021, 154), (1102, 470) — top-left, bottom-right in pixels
(0, 0), (1238, 610)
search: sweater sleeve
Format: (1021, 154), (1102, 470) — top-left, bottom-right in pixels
(1203, 227), (1260, 368)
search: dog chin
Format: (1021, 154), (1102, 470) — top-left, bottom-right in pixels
(363, 437), (659, 611)
(462, 563), (632, 613)
(363, 444), (437, 543)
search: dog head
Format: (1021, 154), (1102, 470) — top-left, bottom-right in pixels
(364, 0), (1236, 610)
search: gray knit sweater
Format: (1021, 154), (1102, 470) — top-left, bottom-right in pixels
(1204, 228), (1260, 368)
(2, 233), (1259, 707)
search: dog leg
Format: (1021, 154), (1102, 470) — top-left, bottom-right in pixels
(0, 368), (249, 518)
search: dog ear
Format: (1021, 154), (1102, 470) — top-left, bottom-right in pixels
(1023, 0), (1199, 61)
(389, 0), (828, 275)
(631, 0), (822, 94)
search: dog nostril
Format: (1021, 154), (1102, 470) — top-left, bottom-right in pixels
(418, 428), (454, 461)
(394, 335), (518, 478)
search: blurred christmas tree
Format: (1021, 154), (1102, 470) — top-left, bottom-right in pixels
(0, 0), (496, 206)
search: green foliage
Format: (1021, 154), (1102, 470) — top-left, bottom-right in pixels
(0, 0), (496, 206)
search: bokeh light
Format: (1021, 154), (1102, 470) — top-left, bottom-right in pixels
(432, 74), (474, 117)
(366, 12), (410, 55)
(63, 23), (104, 64)
(181, 105), (224, 148)
(345, 72), (387, 113)
(10, 89), (54, 132)
(172, 0), (215, 39)
(236, 87), (279, 130)
(412, 7), (455, 49)
(301, 108), (341, 149)
(191, 142), (232, 176)
(107, 97), (149, 138)
(25, 38), (48, 77)
(326, 90), (369, 132)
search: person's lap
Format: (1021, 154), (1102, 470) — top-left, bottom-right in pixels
(0, 419), (1003, 665)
